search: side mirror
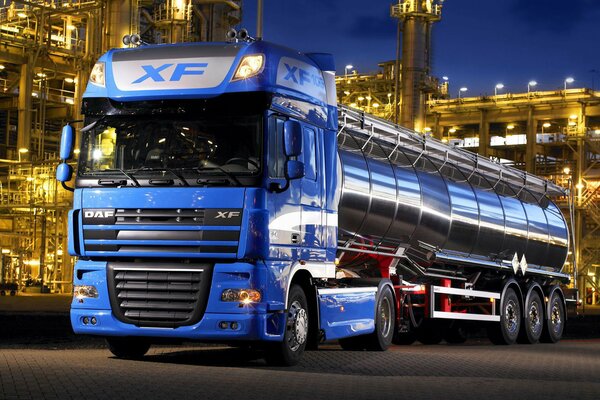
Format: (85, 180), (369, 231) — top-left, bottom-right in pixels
(60, 124), (74, 160)
(56, 163), (73, 183)
(286, 160), (305, 180)
(284, 120), (302, 157)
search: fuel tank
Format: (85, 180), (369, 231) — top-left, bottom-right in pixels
(336, 129), (569, 273)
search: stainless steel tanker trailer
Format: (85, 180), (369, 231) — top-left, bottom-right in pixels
(333, 105), (573, 346)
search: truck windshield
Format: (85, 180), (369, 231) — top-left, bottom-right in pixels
(77, 115), (262, 186)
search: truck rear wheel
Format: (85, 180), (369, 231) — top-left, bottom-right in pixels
(540, 290), (565, 343)
(339, 286), (395, 351)
(106, 337), (151, 359)
(488, 287), (521, 345)
(265, 284), (308, 366)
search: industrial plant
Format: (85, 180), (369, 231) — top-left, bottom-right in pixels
(0, 0), (597, 314)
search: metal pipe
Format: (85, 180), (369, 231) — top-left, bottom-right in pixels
(256, 0), (263, 39)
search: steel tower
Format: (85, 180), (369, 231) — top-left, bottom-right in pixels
(391, 0), (443, 131)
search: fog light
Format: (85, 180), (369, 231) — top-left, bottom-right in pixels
(73, 285), (98, 300)
(83, 317), (90, 325)
(91, 317), (97, 325)
(219, 321), (229, 329)
(230, 322), (238, 330)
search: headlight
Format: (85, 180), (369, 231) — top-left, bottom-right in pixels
(89, 62), (105, 87)
(232, 54), (264, 81)
(73, 285), (99, 299)
(221, 288), (261, 304)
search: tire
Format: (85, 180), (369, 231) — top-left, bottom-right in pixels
(106, 337), (151, 359)
(10, 290), (16, 296)
(339, 286), (395, 351)
(488, 287), (521, 345)
(0, 290), (5, 296)
(444, 322), (468, 344)
(541, 290), (565, 343)
(518, 289), (543, 344)
(418, 320), (444, 345)
(265, 284), (309, 366)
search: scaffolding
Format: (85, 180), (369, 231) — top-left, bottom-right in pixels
(0, 0), (242, 294)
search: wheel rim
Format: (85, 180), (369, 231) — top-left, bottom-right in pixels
(550, 299), (563, 335)
(504, 299), (519, 335)
(286, 300), (308, 352)
(379, 296), (392, 338)
(528, 300), (542, 337)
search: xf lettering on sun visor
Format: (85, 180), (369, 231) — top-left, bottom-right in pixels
(113, 56), (235, 91)
(276, 57), (327, 104)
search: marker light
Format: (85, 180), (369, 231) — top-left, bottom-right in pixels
(90, 62), (105, 87)
(73, 285), (98, 300)
(221, 288), (262, 304)
(232, 54), (264, 81)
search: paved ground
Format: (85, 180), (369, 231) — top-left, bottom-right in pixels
(1, 339), (600, 400)
(2, 294), (600, 399)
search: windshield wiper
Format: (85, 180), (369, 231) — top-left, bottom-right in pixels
(192, 166), (242, 186)
(134, 167), (190, 187)
(100, 168), (141, 187)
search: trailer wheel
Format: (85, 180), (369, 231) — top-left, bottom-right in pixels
(518, 289), (543, 344)
(10, 290), (16, 296)
(540, 290), (565, 343)
(444, 322), (468, 344)
(265, 284), (308, 366)
(418, 320), (444, 345)
(488, 287), (521, 345)
(0, 290), (5, 296)
(106, 337), (151, 359)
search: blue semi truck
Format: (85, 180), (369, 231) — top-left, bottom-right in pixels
(57, 32), (572, 365)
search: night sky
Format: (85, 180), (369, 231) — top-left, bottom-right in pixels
(241, 0), (600, 97)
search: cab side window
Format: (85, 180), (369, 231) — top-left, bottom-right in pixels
(268, 117), (285, 178)
(303, 127), (317, 181)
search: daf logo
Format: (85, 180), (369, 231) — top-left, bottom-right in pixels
(132, 62), (208, 84)
(84, 210), (115, 219)
(215, 211), (241, 219)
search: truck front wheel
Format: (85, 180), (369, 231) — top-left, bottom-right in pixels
(265, 284), (308, 366)
(106, 337), (151, 359)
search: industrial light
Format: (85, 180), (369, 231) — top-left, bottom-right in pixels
(563, 167), (571, 174)
(442, 76), (449, 81)
(26, 177), (34, 182)
(232, 54), (264, 81)
(0, 65), (4, 70)
(424, 127), (431, 132)
(65, 98), (74, 104)
(569, 114), (578, 120)
(345, 64), (353, 70)
(565, 77), (575, 84)
(365, 96), (372, 101)
(343, 91), (350, 95)
(358, 96), (365, 101)
(495, 83), (504, 89)
(1, 249), (10, 254)
(595, 129), (600, 134)
(73, 149), (81, 155)
(528, 80), (537, 87)
(449, 128), (457, 134)
(372, 103), (379, 108)
(17, 12), (27, 18)
(64, 77), (75, 83)
(18, 148), (28, 153)
(36, 72), (47, 78)
(66, 25), (77, 31)
(507, 124), (515, 130)
(543, 122), (551, 128)
(576, 182), (585, 190)
(350, 102), (357, 107)
(89, 62), (105, 87)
